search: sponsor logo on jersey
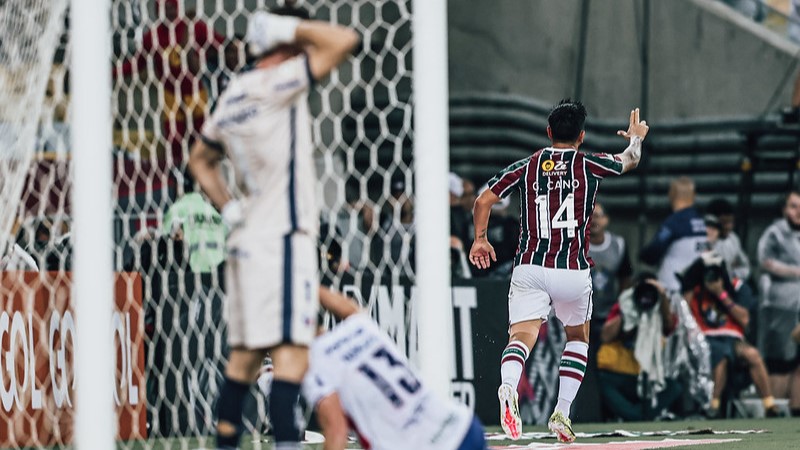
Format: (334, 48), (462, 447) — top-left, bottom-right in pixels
(541, 159), (568, 177)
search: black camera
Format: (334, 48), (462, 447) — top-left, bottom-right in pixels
(703, 263), (724, 284)
(632, 279), (660, 311)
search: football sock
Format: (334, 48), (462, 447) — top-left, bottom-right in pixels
(215, 376), (250, 448)
(500, 340), (530, 388)
(555, 341), (589, 418)
(271, 379), (303, 445)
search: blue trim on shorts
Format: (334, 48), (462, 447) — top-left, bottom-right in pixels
(282, 234), (293, 342)
(457, 416), (487, 450)
(288, 106), (298, 231)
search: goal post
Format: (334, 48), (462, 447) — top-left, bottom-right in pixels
(71, 0), (116, 448)
(412, 0), (455, 399)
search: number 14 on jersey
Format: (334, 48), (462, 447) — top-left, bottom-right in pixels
(534, 193), (578, 239)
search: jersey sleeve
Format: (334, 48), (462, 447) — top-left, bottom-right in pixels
(488, 158), (529, 198)
(200, 113), (225, 152)
(584, 152), (624, 179)
(302, 365), (338, 407)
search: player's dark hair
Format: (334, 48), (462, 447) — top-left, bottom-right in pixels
(706, 198), (734, 217)
(548, 99), (586, 143)
(270, 5), (311, 20)
(785, 189), (800, 206)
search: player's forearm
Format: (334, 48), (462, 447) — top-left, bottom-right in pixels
(296, 21), (359, 54)
(473, 200), (492, 242)
(619, 136), (642, 173)
(319, 286), (361, 320)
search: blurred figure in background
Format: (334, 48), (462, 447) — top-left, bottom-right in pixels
(682, 254), (778, 418)
(588, 202), (634, 345)
(640, 177), (707, 293)
(114, 0), (226, 165)
(757, 190), (800, 417)
(706, 198), (751, 281)
(597, 273), (682, 421)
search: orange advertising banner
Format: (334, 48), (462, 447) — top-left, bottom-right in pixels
(0, 271), (146, 447)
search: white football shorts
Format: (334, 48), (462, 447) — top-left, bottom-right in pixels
(225, 232), (319, 349)
(507, 264), (593, 327)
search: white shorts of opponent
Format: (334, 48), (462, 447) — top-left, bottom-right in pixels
(225, 232), (319, 349)
(508, 265), (593, 327)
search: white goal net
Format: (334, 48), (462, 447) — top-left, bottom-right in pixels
(1, 0), (416, 448)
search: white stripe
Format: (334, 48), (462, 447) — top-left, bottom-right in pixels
(579, 155), (590, 269)
(559, 366), (585, 376)
(562, 355), (587, 364)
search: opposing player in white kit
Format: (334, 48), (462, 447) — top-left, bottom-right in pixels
(469, 101), (649, 442)
(302, 288), (486, 450)
(188, 6), (358, 449)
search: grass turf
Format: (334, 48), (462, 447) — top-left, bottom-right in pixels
(10, 418), (797, 449)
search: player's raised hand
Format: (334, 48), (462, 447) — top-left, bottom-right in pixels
(469, 239), (497, 269)
(616, 108), (649, 141)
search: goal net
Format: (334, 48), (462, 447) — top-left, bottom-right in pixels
(1, 0), (417, 448)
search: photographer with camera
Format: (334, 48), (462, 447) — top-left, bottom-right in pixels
(682, 253), (779, 417)
(596, 273), (683, 421)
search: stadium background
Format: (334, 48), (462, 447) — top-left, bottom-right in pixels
(4, 0), (800, 447)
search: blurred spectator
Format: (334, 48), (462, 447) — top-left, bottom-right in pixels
(335, 180), (378, 271)
(461, 178), (477, 241)
(705, 198), (751, 281)
(682, 253), (779, 418)
(162, 191), (226, 273)
(589, 202), (634, 341)
(789, 0), (800, 44)
(640, 177), (707, 292)
(596, 273), (682, 421)
(757, 190), (800, 416)
(114, 0), (226, 165)
(450, 172), (470, 247)
(719, 0), (765, 21)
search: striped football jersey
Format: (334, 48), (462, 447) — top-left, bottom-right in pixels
(488, 147), (623, 270)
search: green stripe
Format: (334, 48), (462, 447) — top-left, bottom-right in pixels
(516, 162), (530, 266)
(587, 154), (622, 172)
(581, 173), (599, 269)
(502, 347), (527, 359)
(560, 359), (587, 372)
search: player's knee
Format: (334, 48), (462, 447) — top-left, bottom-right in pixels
(564, 325), (589, 343)
(509, 331), (538, 349)
(741, 346), (762, 365)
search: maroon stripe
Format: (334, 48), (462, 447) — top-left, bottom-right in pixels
(522, 153), (540, 265)
(502, 354), (526, 367)
(507, 342), (528, 355)
(563, 350), (588, 363)
(559, 370), (584, 382)
(491, 166), (526, 197)
(569, 153), (587, 269)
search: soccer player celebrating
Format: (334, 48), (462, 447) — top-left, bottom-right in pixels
(188, 6), (358, 450)
(469, 101), (648, 442)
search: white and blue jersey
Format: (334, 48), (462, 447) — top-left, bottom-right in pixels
(303, 314), (482, 450)
(640, 206), (708, 292)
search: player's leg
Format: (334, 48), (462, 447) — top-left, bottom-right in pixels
(789, 364), (800, 416)
(268, 234), (319, 449)
(734, 340), (778, 416)
(270, 344), (310, 449)
(548, 268), (592, 443)
(217, 347), (269, 449)
(500, 265), (551, 440)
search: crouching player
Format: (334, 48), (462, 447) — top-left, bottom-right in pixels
(260, 286), (487, 450)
